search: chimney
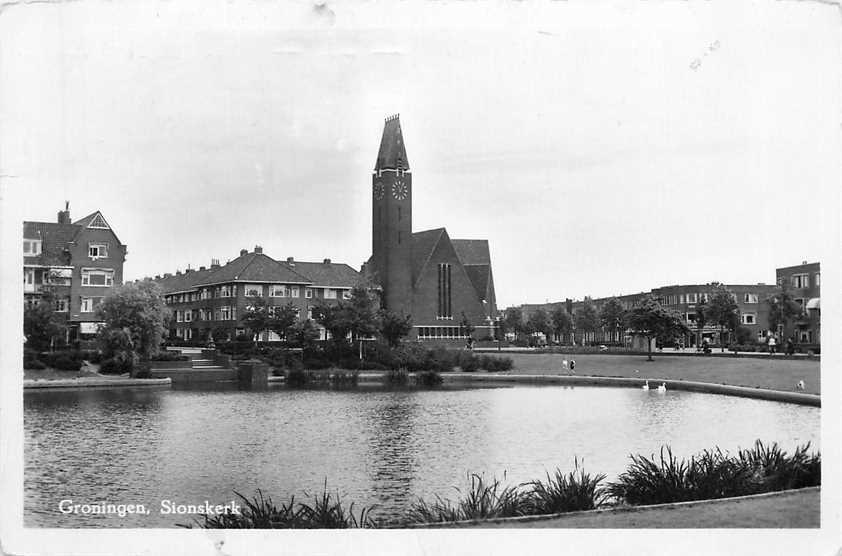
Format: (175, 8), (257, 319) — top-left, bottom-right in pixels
(176, 270), (182, 275)
(254, 245), (263, 254)
(286, 257), (295, 267)
(211, 258), (220, 268)
(155, 275), (161, 280)
(802, 260), (808, 265)
(199, 266), (206, 271)
(240, 249), (248, 256)
(57, 201), (71, 224)
(323, 258), (331, 264)
(185, 268), (193, 273)
(164, 273), (172, 278)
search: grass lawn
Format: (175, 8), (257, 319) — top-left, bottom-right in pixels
(503, 353), (820, 395)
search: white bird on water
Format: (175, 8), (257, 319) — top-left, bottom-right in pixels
(562, 359), (568, 370)
(796, 380), (805, 391)
(642, 380), (650, 390)
(634, 369), (640, 374)
(657, 382), (667, 392)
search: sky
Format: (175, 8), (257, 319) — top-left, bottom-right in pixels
(2, 1), (840, 309)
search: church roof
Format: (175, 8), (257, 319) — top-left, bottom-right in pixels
(374, 114), (410, 171)
(411, 228), (446, 284)
(451, 239), (491, 265)
(463, 265), (491, 301)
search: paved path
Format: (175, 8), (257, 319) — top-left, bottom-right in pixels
(438, 487), (820, 528)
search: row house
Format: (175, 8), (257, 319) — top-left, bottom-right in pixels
(23, 204), (127, 342)
(776, 261), (820, 345)
(151, 247), (366, 342)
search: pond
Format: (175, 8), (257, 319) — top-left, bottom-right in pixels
(24, 383), (820, 527)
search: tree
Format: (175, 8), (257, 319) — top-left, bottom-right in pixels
(693, 300), (708, 348)
(268, 304), (299, 342)
(624, 296), (689, 361)
(379, 310), (413, 347)
(458, 312), (475, 339)
(24, 294), (65, 352)
(526, 308), (551, 343)
(767, 284), (803, 340)
(240, 296), (274, 341)
(704, 286), (740, 352)
(313, 286), (379, 346)
(290, 319), (321, 350)
(599, 298), (626, 344)
(550, 306), (573, 344)
(502, 307), (525, 341)
(96, 280), (169, 361)
(574, 299), (599, 345)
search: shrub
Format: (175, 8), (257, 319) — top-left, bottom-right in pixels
(149, 352), (189, 362)
(737, 440), (821, 491)
(456, 350), (479, 372)
(337, 357), (361, 370)
(329, 370), (359, 386)
(99, 356), (134, 374)
(24, 359), (46, 370)
(415, 370), (443, 387)
(479, 355), (514, 372)
(524, 460), (606, 514)
(286, 368), (313, 387)
(360, 361), (390, 371)
(52, 355), (82, 371)
(385, 368), (410, 386)
(303, 357), (332, 370)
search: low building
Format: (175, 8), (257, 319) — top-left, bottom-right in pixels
(150, 246), (366, 342)
(776, 261), (820, 346)
(23, 204), (127, 342)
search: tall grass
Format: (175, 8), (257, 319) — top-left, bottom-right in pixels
(405, 474), (530, 524)
(524, 459), (606, 514)
(199, 484), (375, 529)
(606, 441), (821, 506)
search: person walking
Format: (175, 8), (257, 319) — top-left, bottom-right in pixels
(768, 335), (777, 355)
(786, 337), (794, 356)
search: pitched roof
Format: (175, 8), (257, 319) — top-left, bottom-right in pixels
(451, 239), (491, 266)
(195, 252), (312, 286)
(463, 264), (491, 301)
(374, 115), (410, 171)
(154, 266), (217, 294)
(288, 261), (364, 288)
(411, 228), (446, 284)
(22, 221), (80, 266)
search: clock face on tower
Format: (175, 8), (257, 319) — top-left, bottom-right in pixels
(373, 181), (384, 200)
(392, 179), (408, 200)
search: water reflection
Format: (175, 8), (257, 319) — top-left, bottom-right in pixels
(24, 384), (820, 527)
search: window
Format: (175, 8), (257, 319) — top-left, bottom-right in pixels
(54, 297), (69, 312)
(244, 284), (263, 297)
(23, 240), (42, 255)
(176, 310), (183, 322)
(307, 307), (314, 319)
(679, 294), (685, 304)
(815, 273), (821, 287)
(795, 298), (804, 307)
(88, 213), (110, 229)
(81, 269), (114, 287)
(220, 306), (232, 320)
(184, 310), (193, 322)
(687, 293), (697, 303)
(88, 243), (108, 259)
(291, 286), (300, 298)
(741, 313), (756, 325)
(24, 269), (34, 285)
(325, 289), (337, 299)
(220, 285), (235, 297)
(269, 285), (287, 297)
(305, 288), (313, 299)
(686, 313), (696, 322)
(437, 263), (452, 318)
(792, 274), (809, 289)
(342, 289), (351, 300)
(743, 293), (758, 304)
(698, 293), (709, 303)
(80, 297), (101, 313)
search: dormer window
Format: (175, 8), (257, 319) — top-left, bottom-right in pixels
(23, 240), (42, 255)
(88, 243), (108, 259)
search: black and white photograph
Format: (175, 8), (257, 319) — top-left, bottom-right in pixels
(1, 1), (840, 555)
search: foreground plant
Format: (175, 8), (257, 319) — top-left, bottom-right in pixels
(524, 459), (606, 514)
(199, 484), (375, 529)
(404, 474), (530, 524)
(606, 441), (821, 506)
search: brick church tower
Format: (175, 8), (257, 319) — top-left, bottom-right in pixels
(371, 114), (412, 313)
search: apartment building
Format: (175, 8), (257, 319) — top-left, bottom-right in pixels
(776, 261), (820, 345)
(151, 247), (365, 342)
(23, 204), (127, 341)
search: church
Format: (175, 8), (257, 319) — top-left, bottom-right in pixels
(364, 115), (498, 341)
